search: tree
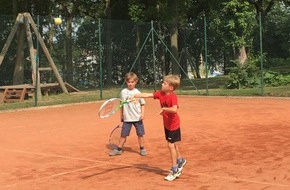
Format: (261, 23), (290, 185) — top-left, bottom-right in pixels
(49, 0), (105, 85)
(261, 2), (290, 59)
(247, 0), (276, 23)
(202, 0), (256, 73)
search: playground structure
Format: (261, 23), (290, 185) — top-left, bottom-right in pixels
(0, 13), (78, 103)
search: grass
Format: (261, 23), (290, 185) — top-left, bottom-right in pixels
(1, 76), (290, 112)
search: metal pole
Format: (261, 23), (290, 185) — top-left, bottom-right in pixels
(151, 21), (157, 91)
(98, 18), (103, 100)
(204, 14), (209, 96)
(259, 12), (264, 96)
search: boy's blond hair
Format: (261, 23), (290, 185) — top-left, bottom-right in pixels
(164, 74), (180, 90)
(125, 72), (139, 82)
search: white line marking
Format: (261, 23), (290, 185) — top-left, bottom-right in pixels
(5, 125), (27, 129)
(192, 172), (290, 187)
(4, 164), (107, 188)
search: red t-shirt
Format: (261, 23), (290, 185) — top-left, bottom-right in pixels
(153, 91), (180, 130)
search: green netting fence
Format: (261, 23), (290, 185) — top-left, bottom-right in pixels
(0, 13), (290, 100)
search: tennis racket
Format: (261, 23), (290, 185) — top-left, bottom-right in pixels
(98, 98), (131, 118)
(109, 123), (122, 149)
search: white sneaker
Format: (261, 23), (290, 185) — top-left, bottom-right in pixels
(109, 149), (122, 156)
(164, 169), (181, 181)
(140, 149), (147, 156)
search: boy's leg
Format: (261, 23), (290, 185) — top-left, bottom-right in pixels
(164, 141), (181, 181)
(137, 136), (145, 149)
(109, 136), (127, 156)
(138, 136), (147, 156)
(135, 121), (147, 156)
(118, 136), (127, 148)
(109, 122), (132, 156)
(164, 128), (180, 167)
(163, 127), (185, 180)
(167, 142), (178, 167)
(175, 143), (180, 158)
(175, 143), (187, 170)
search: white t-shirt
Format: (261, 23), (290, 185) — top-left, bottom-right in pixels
(120, 88), (145, 122)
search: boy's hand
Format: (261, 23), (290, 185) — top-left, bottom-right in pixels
(128, 96), (137, 103)
(140, 113), (145, 120)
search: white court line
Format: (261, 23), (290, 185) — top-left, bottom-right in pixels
(1, 148), (107, 164)
(3, 125), (28, 130)
(192, 172), (290, 187)
(4, 164), (107, 188)
(2, 125), (71, 133)
(2, 148), (290, 188)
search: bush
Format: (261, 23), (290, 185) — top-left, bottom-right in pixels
(226, 59), (260, 89)
(227, 57), (290, 89)
(263, 71), (290, 86)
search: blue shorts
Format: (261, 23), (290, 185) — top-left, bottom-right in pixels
(121, 120), (145, 137)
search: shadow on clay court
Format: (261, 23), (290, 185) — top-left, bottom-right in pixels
(81, 165), (132, 179)
(81, 164), (166, 179)
(133, 164), (168, 176)
(106, 144), (140, 155)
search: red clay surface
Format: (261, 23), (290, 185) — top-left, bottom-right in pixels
(1, 96), (290, 190)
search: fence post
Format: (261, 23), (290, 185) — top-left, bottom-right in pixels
(151, 21), (157, 91)
(204, 14), (209, 96)
(98, 18), (103, 100)
(259, 12), (264, 96)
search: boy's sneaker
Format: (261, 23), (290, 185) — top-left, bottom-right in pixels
(140, 149), (147, 156)
(164, 168), (181, 181)
(177, 158), (187, 171)
(109, 149), (122, 156)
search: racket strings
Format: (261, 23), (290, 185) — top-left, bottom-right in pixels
(101, 102), (115, 115)
(109, 126), (122, 149)
(99, 99), (121, 118)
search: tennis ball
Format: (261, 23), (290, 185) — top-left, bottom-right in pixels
(54, 17), (62, 25)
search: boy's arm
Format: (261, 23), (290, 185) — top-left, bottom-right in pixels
(161, 105), (178, 113)
(134, 93), (154, 98)
(140, 104), (145, 119)
(120, 107), (124, 121)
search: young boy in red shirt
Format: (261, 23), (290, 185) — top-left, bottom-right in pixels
(133, 74), (186, 181)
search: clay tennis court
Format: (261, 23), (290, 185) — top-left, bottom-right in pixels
(1, 96), (290, 190)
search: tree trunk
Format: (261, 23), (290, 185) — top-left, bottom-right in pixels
(169, 0), (180, 75)
(49, 15), (54, 50)
(179, 31), (188, 79)
(170, 26), (179, 75)
(65, 16), (73, 84)
(159, 24), (166, 77)
(13, 24), (25, 85)
(135, 25), (141, 79)
(238, 46), (247, 65)
(12, 0), (17, 18)
(156, 3), (166, 77)
(105, 0), (113, 85)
